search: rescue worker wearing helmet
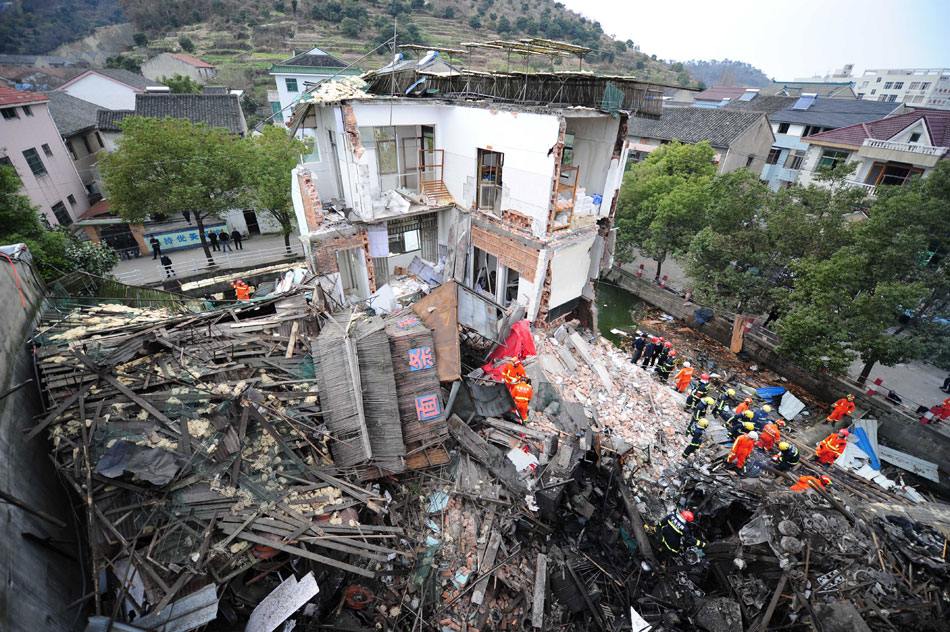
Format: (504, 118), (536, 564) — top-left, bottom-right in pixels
(816, 429), (850, 466)
(682, 418), (709, 458)
(727, 410), (756, 439)
(689, 396), (717, 430)
(772, 441), (801, 471)
(713, 387), (737, 419)
(752, 404), (773, 430)
(790, 474), (832, 493)
(645, 510), (706, 556)
(727, 431), (758, 471)
(826, 393), (856, 423)
(656, 350), (677, 382)
(685, 373), (711, 411)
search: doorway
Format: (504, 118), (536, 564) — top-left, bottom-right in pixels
(242, 210), (261, 235)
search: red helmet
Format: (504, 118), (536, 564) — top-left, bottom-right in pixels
(820, 475), (832, 486)
(658, 337), (665, 342)
(669, 350), (678, 357)
(838, 429), (850, 437)
(700, 373), (710, 381)
(680, 510), (695, 523)
(664, 341), (672, 348)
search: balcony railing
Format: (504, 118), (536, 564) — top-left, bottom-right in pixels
(862, 139), (948, 157)
(845, 180), (877, 196)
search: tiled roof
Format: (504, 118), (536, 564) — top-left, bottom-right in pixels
(769, 98), (902, 128)
(628, 107), (767, 147)
(134, 93), (247, 135)
(803, 109), (950, 148)
(80, 199), (111, 220)
(170, 53), (214, 69)
(761, 81), (855, 98)
(723, 96), (798, 114)
(694, 86), (749, 102)
(281, 47), (347, 69)
(0, 85), (47, 107)
(96, 68), (155, 89)
(45, 91), (100, 136)
(97, 109), (133, 132)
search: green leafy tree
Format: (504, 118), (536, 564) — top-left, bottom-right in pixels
(616, 141), (716, 280)
(101, 117), (245, 267)
(242, 126), (308, 255)
(341, 17), (361, 37)
(178, 35), (195, 52)
(160, 73), (202, 94)
(132, 32), (147, 46)
(0, 166), (117, 281)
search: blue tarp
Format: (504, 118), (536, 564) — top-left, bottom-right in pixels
(755, 386), (787, 403)
(852, 427), (881, 470)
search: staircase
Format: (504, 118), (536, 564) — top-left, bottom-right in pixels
(421, 179), (455, 206)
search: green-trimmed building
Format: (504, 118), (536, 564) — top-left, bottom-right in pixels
(269, 47), (362, 123)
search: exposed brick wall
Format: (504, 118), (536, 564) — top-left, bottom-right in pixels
(533, 261), (554, 324)
(613, 112), (629, 159)
(472, 225), (540, 282)
(312, 229), (376, 293)
(501, 209), (533, 232)
(297, 170), (325, 232)
(341, 104), (364, 160)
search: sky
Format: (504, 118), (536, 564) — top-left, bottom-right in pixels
(558, 0), (950, 79)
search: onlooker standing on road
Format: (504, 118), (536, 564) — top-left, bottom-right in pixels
(208, 230), (219, 252)
(219, 230), (232, 252)
(149, 236), (161, 260)
(160, 254), (175, 278)
(231, 229), (243, 250)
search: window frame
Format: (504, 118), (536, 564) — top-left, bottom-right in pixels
(766, 147), (782, 165)
(23, 105), (33, 117)
(373, 126), (398, 175)
(41, 143), (53, 157)
(22, 148), (47, 176)
(285, 77), (299, 93)
(817, 149), (849, 171)
(1, 107), (18, 120)
(777, 122), (790, 134)
(67, 194), (77, 207)
(51, 201), (72, 226)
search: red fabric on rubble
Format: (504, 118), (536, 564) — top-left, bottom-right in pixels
(487, 320), (536, 364)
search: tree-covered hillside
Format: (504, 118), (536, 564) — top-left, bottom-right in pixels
(0, 0), (124, 54)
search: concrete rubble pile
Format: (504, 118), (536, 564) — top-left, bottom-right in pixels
(25, 280), (950, 632)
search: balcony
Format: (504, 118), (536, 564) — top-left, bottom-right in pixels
(860, 139), (947, 167)
(844, 180), (877, 197)
(760, 163), (800, 185)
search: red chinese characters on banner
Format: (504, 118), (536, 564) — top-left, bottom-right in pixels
(395, 316), (420, 330)
(408, 346), (435, 371)
(415, 393), (442, 421)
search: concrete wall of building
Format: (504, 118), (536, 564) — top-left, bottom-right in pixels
(0, 252), (81, 631)
(1, 101), (90, 225)
(547, 233), (597, 310)
(722, 116), (774, 174)
(61, 73), (138, 110)
(65, 129), (105, 193)
(142, 54), (215, 84)
(272, 72), (336, 116)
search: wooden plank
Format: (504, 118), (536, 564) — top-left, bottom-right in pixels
(472, 529), (501, 606)
(26, 381), (95, 440)
(531, 553), (547, 629)
(284, 321), (300, 359)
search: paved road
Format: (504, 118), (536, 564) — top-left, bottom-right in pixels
(112, 234), (304, 285)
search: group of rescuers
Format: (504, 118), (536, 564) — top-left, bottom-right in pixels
(632, 330), (855, 559)
(494, 330), (857, 561)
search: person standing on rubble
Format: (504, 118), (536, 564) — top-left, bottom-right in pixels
(826, 394), (856, 424)
(713, 388), (737, 419)
(773, 442), (800, 471)
(631, 331), (647, 364)
(752, 404), (773, 430)
(682, 419), (709, 457)
(648, 337), (665, 367)
(656, 349), (677, 382)
(757, 421), (781, 452)
(646, 510), (706, 557)
(511, 377), (533, 422)
(727, 410), (756, 439)
(727, 430), (758, 472)
(816, 429), (849, 466)
(790, 474), (831, 493)
(641, 336), (658, 368)
(685, 373), (710, 410)
(656, 340), (672, 367)
(734, 397), (753, 416)
(673, 362), (694, 393)
(690, 396), (716, 429)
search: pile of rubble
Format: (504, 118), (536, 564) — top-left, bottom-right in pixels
(26, 281), (950, 631)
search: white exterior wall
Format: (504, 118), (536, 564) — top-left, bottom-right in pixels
(547, 234), (597, 310)
(142, 54), (216, 84)
(857, 68), (950, 109)
(1, 100), (90, 226)
(771, 122), (806, 138)
(61, 73), (138, 110)
(272, 72), (339, 120)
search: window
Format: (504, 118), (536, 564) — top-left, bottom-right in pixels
(51, 202), (72, 226)
(41, 143), (53, 157)
(887, 94), (898, 102)
(784, 151), (805, 170)
(909, 132), (922, 143)
(285, 78), (298, 93)
(95, 131), (104, 148)
(1, 107), (18, 120)
(66, 140), (77, 160)
(476, 149), (504, 213)
(777, 122), (790, 134)
(745, 155), (755, 167)
(67, 194), (77, 207)
(894, 82), (904, 89)
(870, 89), (876, 95)
(875, 77), (881, 83)
(865, 162), (924, 187)
(909, 82), (921, 90)
(373, 127), (397, 174)
(22, 148), (47, 176)
(884, 82), (893, 89)
(817, 149), (849, 171)
(920, 82), (931, 90)
(81, 135), (93, 154)
(766, 147), (782, 165)
(23, 105), (33, 116)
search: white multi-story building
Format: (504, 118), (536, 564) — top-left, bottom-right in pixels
(269, 47), (361, 125)
(856, 68), (950, 109)
(797, 109), (949, 195)
(287, 65), (664, 323)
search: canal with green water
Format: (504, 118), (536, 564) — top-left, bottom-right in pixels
(594, 279), (652, 346)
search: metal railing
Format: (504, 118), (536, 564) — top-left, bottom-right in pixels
(844, 180), (877, 196)
(863, 138), (948, 156)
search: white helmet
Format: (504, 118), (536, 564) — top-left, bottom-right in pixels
(683, 361), (691, 368)
(748, 431), (759, 440)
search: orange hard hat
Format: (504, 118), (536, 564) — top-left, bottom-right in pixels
(838, 429), (850, 437)
(680, 510), (695, 523)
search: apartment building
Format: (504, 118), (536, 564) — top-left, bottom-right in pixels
(287, 64), (663, 324)
(0, 87), (90, 226)
(797, 109), (949, 195)
(269, 47), (361, 124)
(856, 68), (950, 109)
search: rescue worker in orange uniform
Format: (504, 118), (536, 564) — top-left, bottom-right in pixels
(511, 377), (533, 422)
(500, 360), (527, 385)
(757, 422), (781, 452)
(727, 431), (758, 471)
(790, 474), (832, 493)
(232, 279), (252, 301)
(826, 394), (856, 423)
(815, 429), (849, 465)
(673, 362), (694, 393)
(734, 398), (753, 416)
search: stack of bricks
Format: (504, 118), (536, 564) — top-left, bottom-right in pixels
(312, 229), (376, 293)
(501, 209), (534, 233)
(471, 225), (539, 282)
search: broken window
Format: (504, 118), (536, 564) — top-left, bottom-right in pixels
(473, 247), (498, 298)
(865, 162), (924, 187)
(477, 149), (503, 214)
(374, 127), (398, 175)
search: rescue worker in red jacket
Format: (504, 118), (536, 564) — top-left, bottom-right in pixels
(757, 422), (781, 452)
(815, 429), (849, 465)
(734, 398), (753, 416)
(501, 360), (527, 385)
(790, 474), (831, 493)
(727, 431), (758, 471)
(511, 377), (533, 422)
(826, 394), (856, 423)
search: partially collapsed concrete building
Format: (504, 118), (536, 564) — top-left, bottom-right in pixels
(287, 63), (662, 324)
